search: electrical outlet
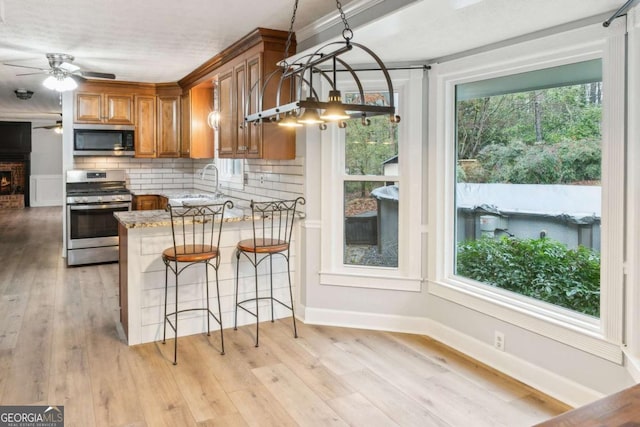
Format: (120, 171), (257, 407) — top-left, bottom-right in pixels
(259, 175), (265, 185)
(494, 331), (505, 351)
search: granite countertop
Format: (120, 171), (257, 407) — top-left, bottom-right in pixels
(115, 204), (251, 229)
(118, 189), (253, 228)
(119, 189), (304, 229)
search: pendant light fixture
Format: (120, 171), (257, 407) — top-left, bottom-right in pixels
(245, 0), (401, 130)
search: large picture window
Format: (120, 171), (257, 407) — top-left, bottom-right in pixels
(454, 60), (603, 317)
(428, 23), (626, 361)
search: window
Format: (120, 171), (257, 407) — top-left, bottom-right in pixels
(454, 60), (602, 318)
(428, 24), (625, 362)
(320, 69), (423, 291)
(216, 158), (244, 190)
(343, 92), (399, 268)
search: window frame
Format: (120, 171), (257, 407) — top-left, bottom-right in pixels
(216, 158), (244, 190)
(427, 23), (626, 363)
(319, 69), (424, 291)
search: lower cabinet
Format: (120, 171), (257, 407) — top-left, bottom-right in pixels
(133, 195), (168, 211)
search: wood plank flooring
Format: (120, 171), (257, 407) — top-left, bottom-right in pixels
(0, 207), (571, 426)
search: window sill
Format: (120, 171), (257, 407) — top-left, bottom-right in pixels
(320, 271), (422, 292)
(428, 278), (623, 364)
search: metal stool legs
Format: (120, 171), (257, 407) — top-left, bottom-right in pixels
(162, 260), (225, 364)
(233, 251), (297, 347)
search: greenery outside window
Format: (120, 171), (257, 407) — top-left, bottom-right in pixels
(455, 60), (603, 318)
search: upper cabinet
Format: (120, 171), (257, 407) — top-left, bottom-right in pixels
(179, 28), (296, 160)
(181, 83), (215, 159)
(156, 95), (181, 157)
(76, 92), (134, 124)
(74, 82), (182, 158)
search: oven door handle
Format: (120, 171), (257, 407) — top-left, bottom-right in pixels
(69, 203), (131, 210)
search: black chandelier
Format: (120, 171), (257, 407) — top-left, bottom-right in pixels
(244, 0), (401, 130)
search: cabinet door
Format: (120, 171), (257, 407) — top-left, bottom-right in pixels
(235, 62), (247, 157)
(135, 96), (157, 158)
(134, 195), (159, 210)
(180, 92), (191, 158)
(189, 85), (215, 159)
(157, 96), (180, 157)
(105, 94), (134, 124)
(216, 69), (235, 158)
(245, 54), (262, 158)
(75, 93), (102, 122)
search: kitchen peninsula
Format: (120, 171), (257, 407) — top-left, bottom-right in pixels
(115, 194), (301, 346)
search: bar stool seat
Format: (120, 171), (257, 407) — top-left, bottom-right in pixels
(162, 200), (232, 365)
(234, 197), (305, 347)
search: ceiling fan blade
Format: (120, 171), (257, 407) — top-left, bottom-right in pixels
(79, 71), (116, 79)
(34, 120), (63, 130)
(69, 74), (87, 83)
(16, 71), (48, 76)
(3, 63), (49, 71)
(59, 62), (80, 73)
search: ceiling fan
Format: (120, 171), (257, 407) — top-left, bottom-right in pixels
(33, 114), (63, 134)
(4, 53), (116, 91)
(34, 120), (63, 134)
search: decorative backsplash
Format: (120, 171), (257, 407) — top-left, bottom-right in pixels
(73, 156), (304, 203)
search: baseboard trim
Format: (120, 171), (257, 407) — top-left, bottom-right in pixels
(301, 305), (604, 408)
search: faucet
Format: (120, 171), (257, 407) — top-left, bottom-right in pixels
(201, 163), (219, 195)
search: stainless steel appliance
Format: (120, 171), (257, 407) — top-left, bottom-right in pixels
(66, 169), (131, 266)
(73, 124), (135, 156)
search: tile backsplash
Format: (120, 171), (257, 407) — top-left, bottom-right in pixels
(73, 156), (304, 202)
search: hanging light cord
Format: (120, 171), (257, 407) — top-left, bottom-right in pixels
(283, 0), (299, 69)
(336, 0), (353, 42)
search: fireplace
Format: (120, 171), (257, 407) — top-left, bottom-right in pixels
(0, 121), (31, 209)
(0, 159), (29, 208)
(0, 171), (11, 194)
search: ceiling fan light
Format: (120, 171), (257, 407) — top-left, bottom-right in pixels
(42, 76), (58, 90)
(43, 74), (77, 92)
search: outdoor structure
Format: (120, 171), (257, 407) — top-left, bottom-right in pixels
(456, 183), (601, 250)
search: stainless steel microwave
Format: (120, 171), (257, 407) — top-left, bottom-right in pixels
(73, 124), (135, 156)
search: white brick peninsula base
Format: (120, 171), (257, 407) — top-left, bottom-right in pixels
(115, 206), (300, 346)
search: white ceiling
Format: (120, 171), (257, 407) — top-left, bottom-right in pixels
(0, 0), (626, 124)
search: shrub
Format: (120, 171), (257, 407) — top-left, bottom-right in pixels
(475, 139), (601, 184)
(456, 237), (600, 317)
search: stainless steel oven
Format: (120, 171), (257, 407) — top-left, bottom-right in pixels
(66, 169), (131, 266)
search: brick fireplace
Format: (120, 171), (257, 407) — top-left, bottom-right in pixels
(0, 158), (29, 209)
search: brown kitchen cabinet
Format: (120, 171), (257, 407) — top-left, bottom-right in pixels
(176, 29), (294, 160)
(134, 94), (181, 158)
(181, 83), (215, 159)
(133, 195), (168, 210)
(134, 95), (157, 157)
(75, 92), (134, 124)
(133, 195), (159, 210)
(214, 47), (294, 160)
(157, 96), (181, 157)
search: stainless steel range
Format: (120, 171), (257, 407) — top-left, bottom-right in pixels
(66, 169), (131, 266)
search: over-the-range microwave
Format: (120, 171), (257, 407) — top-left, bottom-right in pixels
(73, 124), (135, 156)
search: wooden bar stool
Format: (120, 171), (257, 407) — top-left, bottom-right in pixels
(234, 197), (305, 347)
(162, 200), (233, 364)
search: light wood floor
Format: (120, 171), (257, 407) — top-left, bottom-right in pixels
(0, 207), (570, 426)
